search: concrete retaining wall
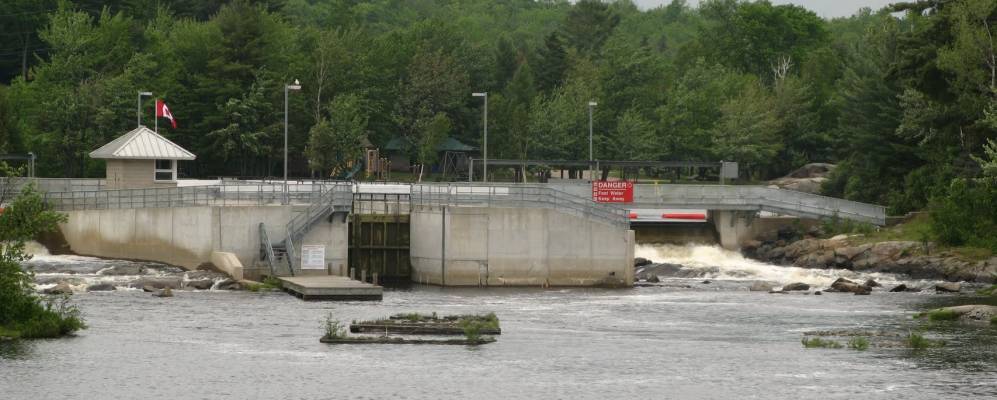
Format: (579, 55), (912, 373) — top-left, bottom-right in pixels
(410, 204), (634, 287)
(59, 205), (348, 273)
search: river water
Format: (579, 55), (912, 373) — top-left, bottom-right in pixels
(3, 244), (997, 399)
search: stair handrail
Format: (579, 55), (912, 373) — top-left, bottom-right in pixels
(258, 222), (277, 277)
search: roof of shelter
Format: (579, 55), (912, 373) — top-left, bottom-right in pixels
(89, 126), (196, 160)
(435, 137), (477, 152)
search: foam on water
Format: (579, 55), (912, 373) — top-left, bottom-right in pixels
(636, 243), (936, 287)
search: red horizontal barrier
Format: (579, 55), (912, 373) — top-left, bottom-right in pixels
(662, 213), (706, 220)
(628, 213), (638, 219)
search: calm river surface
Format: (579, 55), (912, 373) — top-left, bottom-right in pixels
(3, 245), (997, 399)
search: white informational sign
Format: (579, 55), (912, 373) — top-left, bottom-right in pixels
(721, 161), (739, 179)
(300, 245), (326, 270)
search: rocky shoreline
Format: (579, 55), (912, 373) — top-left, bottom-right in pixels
(742, 235), (997, 284)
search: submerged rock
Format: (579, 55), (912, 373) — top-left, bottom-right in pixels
(864, 279), (881, 287)
(782, 282), (810, 291)
(645, 275), (660, 283)
(43, 282), (73, 295)
(935, 282), (961, 293)
(142, 285), (156, 292)
(889, 284), (908, 292)
(634, 257), (652, 267)
(99, 264), (145, 275)
(87, 283), (116, 292)
(184, 279), (214, 290)
(129, 277), (181, 290)
(749, 281), (774, 292)
(154, 287), (173, 297)
(215, 279), (243, 290)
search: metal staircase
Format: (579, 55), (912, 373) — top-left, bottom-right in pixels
(259, 184), (353, 276)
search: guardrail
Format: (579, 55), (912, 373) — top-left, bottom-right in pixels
(536, 183), (886, 225)
(1, 177), (106, 195)
(410, 183), (629, 228)
(41, 183), (332, 211)
(630, 185), (886, 225)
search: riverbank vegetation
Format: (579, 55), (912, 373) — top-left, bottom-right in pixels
(0, 0), (994, 239)
(0, 166), (83, 340)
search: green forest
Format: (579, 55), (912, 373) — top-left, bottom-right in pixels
(0, 1), (995, 234)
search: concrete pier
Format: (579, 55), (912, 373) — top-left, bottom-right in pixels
(277, 276), (382, 301)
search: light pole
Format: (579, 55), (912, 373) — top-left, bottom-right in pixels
(472, 92), (488, 182)
(284, 79), (301, 204)
(137, 91), (152, 127)
(588, 101), (597, 180)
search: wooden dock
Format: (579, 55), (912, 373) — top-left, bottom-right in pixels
(278, 276), (383, 301)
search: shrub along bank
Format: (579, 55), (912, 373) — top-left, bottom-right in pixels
(0, 171), (85, 340)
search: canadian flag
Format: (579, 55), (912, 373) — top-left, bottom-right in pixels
(156, 99), (177, 129)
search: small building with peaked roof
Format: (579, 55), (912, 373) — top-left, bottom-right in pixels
(89, 126), (196, 189)
(383, 136), (414, 172)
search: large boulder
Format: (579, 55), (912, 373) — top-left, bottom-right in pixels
(851, 241), (919, 270)
(935, 282), (961, 293)
(129, 277), (181, 290)
(766, 163), (836, 194)
(782, 282), (811, 291)
(43, 282), (73, 295)
(829, 278), (871, 295)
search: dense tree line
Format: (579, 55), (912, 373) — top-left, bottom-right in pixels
(0, 1), (995, 223)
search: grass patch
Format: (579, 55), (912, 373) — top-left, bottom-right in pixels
(907, 332), (945, 349)
(246, 276), (282, 292)
(916, 309), (960, 322)
(460, 320), (483, 341)
(379, 312), (499, 330)
(0, 325), (22, 340)
(847, 336), (870, 351)
(991, 316), (997, 325)
(802, 337), (843, 349)
(843, 214), (992, 261)
(976, 285), (997, 296)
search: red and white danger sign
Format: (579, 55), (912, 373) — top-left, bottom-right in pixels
(592, 181), (634, 203)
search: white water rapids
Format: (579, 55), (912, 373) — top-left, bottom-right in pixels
(635, 243), (938, 288)
(22, 241), (224, 292)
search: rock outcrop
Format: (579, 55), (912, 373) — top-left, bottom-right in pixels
(766, 163), (836, 194)
(744, 237), (997, 283)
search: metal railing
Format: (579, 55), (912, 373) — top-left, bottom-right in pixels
(259, 222), (278, 277)
(410, 182), (630, 228)
(522, 182), (886, 225)
(41, 183), (332, 211)
(282, 183), (352, 244)
(630, 185), (886, 225)
(1, 177), (105, 195)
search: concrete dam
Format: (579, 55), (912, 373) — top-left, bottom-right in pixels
(35, 180), (885, 288)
